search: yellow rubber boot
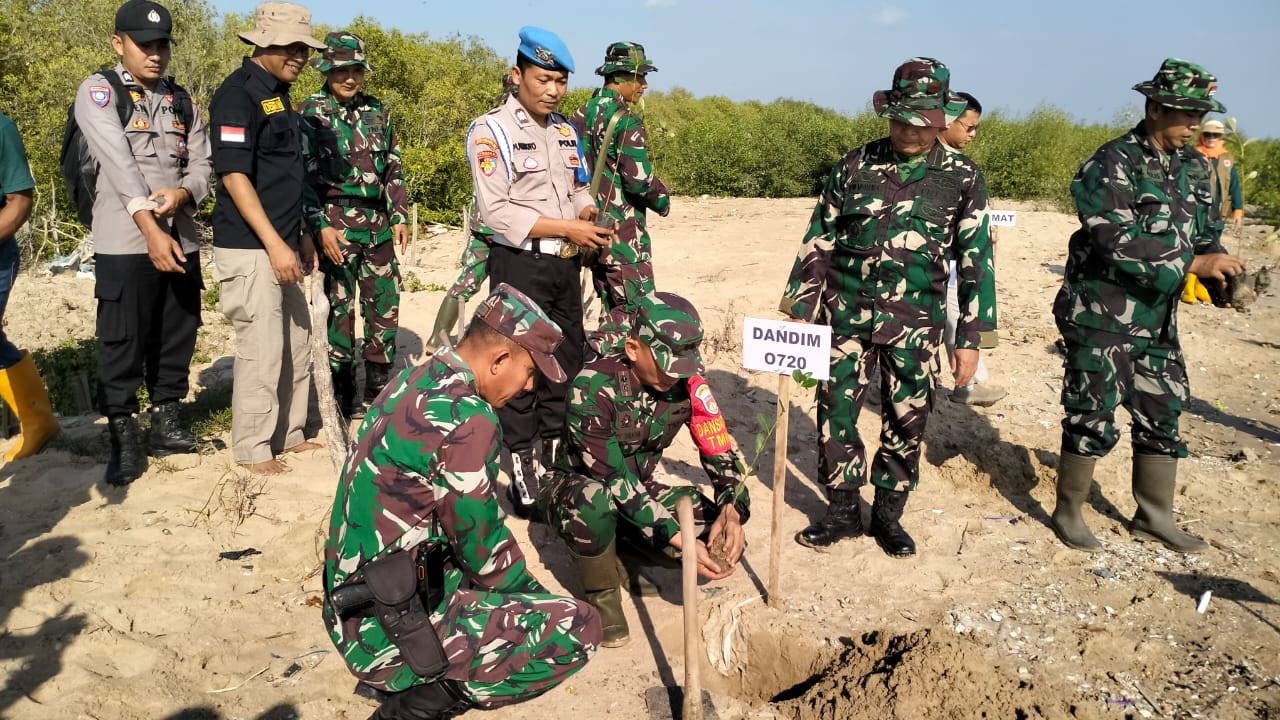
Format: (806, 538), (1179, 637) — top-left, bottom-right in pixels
(0, 350), (60, 461)
(1192, 274), (1212, 303)
(1181, 274), (1199, 304)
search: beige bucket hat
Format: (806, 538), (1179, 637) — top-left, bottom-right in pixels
(238, 2), (325, 49)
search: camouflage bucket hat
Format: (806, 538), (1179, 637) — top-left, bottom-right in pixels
(475, 283), (567, 383)
(1133, 58), (1225, 113)
(313, 31), (371, 73)
(873, 57), (967, 129)
(635, 291), (704, 379)
(594, 41), (658, 76)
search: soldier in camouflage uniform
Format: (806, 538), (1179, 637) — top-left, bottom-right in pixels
(540, 291), (750, 647)
(426, 76), (521, 353)
(323, 283), (601, 720)
(779, 58), (996, 558)
(571, 42), (671, 355)
(301, 32), (410, 417)
(1049, 58), (1245, 554)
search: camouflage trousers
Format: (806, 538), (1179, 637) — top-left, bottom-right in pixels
(325, 588), (600, 709)
(1058, 329), (1188, 459)
(586, 257), (654, 356)
(446, 233), (491, 302)
(818, 336), (940, 492)
(320, 211), (400, 372)
(541, 471), (718, 556)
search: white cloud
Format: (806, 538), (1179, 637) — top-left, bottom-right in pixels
(871, 6), (906, 25)
(645, 0), (678, 7)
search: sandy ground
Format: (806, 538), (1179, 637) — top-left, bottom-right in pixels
(1, 197), (1278, 720)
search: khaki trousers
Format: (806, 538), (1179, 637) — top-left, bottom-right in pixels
(213, 247), (311, 464)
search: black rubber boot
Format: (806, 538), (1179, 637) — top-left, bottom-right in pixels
(796, 487), (865, 548)
(1050, 451), (1102, 551)
(1130, 454), (1208, 553)
(148, 401), (196, 457)
(105, 415), (146, 487)
(333, 366), (360, 418)
(506, 449), (539, 519)
(571, 540), (630, 648)
(541, 435), (561, 471)
(869, 486), (916, 558)
(354, 682), (389, 705)
(368, 678), (472, 720)
(364, 361), (395, 403)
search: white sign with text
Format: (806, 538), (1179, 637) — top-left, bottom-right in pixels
(988, 210), (1017, 227)
(742, 317), (831, 380)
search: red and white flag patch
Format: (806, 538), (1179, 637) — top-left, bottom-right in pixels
(220, 126), (246, 143)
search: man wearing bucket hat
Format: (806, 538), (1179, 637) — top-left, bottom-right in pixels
(1049, 58), (1245, 554)
(570, 41), (671, 356)
(208, 2), (324, 475)
(540, 291), (750, 647)
(780, 58), (996, 558)
(300, 32), (410, 418)
(1195, 118), (1244, 231)
(465, 26), (614, 519)
(323, 282), (601, 719)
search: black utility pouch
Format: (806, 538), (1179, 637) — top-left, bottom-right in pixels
(363, 550), (449, 681)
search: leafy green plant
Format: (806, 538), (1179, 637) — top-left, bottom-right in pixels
(402, 271), (426, 292)
(30, 339), (99, 416)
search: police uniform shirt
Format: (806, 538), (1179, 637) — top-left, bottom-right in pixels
(73, 64), (211, 256)
(209, 58), (303, 251)
(466, 95), (591, 250)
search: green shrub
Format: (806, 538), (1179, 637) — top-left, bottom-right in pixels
(30, 339), (99, 416)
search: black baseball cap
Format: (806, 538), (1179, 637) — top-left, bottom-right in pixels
(115, 0), (174, 44)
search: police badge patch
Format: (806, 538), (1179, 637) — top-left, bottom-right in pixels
(89, 86), (111, 108)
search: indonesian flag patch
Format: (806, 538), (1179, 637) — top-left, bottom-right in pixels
(220, 125), (246, 143)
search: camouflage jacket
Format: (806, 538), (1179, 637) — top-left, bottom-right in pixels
(1054, 123), (1224, 343)
(570, 89), (671, 260)
(779, 138), (996, 349)
(323, 349), (545, 653)
(555, 355), (749, 547)
(299, 87), (409, 234)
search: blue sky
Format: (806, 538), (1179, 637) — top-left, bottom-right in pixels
(219, 0), (1280, 137)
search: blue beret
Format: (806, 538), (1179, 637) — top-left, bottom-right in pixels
(517, 26), (574, 73)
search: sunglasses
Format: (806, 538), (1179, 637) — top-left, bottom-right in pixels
(1201, 132), (1224, 138)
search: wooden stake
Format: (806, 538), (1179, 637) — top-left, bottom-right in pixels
(677, 495), (702, 720)
(768, 375), (790, 609)
(308, 277), (347, 472)
(409, 203), (419, 266)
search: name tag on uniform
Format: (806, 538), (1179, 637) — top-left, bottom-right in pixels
(260, 97), (285, 115)
(221, 126), (246, 143)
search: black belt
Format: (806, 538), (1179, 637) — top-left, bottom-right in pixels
(327, 196), (385, 211)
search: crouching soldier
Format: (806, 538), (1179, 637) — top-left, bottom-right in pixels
(322, 283), (601, 719)
(540, 291), (750, 648)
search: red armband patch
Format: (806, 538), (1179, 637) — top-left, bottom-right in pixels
(689, 375), (732, 456)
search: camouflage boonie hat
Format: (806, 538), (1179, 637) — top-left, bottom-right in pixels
(873, 57), (967, 129)
(594, 41), (657, 76)
(313, 31), (371, 73)
(1133, 58), (1225, 113)
(475, 283), (567, 383)
(635, 292), (704, 379)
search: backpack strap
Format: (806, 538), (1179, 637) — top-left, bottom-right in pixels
(96, 67), (133, 127)
(165, 77), (195, 132)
